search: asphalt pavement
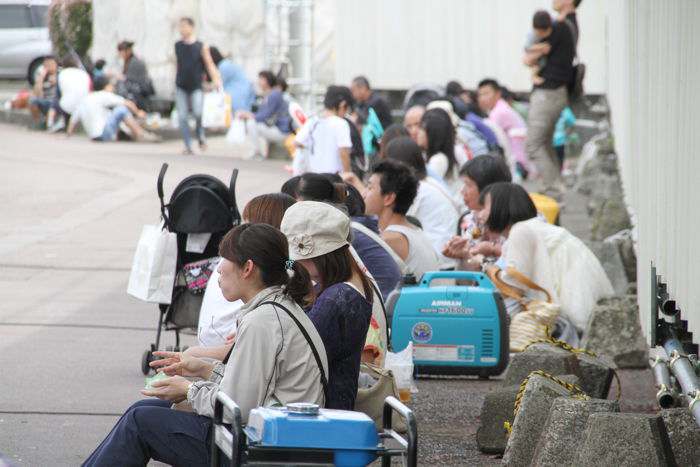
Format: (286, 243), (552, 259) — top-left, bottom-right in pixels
(0, 124), (288, 465)
(0, 123), (655, 466)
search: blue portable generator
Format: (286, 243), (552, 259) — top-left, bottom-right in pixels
(388, 271), (509, 377)
(212, 393), (417, 467)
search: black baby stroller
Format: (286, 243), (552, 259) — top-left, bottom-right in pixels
(140, 163), (241, 374)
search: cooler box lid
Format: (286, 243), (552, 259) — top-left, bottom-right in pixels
(245, 404), (379, 451)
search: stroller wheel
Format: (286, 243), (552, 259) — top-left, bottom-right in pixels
(141, 350), (152, 375)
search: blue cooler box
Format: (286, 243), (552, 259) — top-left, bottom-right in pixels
(244, 404), (379, 466)
(390, 271), (509, 376)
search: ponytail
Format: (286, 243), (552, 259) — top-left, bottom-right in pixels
(219, 224), (313, 307)
(285, 261), (313, 307)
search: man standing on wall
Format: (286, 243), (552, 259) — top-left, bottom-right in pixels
(522, 6), (575, 199)
(174, 17), (222, 155)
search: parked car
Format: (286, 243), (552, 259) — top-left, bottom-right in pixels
(0, 0), (51, 84)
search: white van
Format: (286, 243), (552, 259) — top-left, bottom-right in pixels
(0, 0), (51, 83)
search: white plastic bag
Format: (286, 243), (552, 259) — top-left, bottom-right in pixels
(127, 223), (177, 304)
(385, 342), (418, 400)
(202, 91), (232, 129)
(226, 118), (247, 145)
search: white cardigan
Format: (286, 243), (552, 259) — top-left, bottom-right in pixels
(500, 218), (614, 331)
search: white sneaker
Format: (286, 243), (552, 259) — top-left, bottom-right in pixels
(48, 119), (65, 133)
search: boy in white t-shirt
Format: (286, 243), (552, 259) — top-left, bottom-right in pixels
(294, 85), (352, 174)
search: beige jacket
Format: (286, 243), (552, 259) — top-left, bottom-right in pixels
(187, 286), (327, 422)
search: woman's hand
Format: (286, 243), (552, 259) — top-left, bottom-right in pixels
(469, 241), (501, 258)
(225, 332), (236, 346)
(442, 236), (470, 259)
(141, 375), (190, 403)
(150, 351), (212, 379)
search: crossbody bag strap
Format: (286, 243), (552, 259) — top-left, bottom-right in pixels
(351, 221), (408, 274)
(367, 279), (391, 351)
(505, 266), (553, 303)
(260, 301), (329, 405)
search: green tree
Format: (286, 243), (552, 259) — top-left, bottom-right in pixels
(49, 0), (93, 63)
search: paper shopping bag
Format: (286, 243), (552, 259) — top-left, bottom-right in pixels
(127, 224), (177, 304)
(202, 91), (232, 129)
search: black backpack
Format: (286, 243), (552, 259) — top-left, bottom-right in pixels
(565, 19), (585, 101)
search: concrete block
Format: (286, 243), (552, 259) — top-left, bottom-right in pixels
(596, 238), (630, 296)
(502, 374), (583, 467)
(575, 352), (615, 399)
(575, 413), (677, 467)
(476, 384), (519, 454)
(476, 374), (581, 455)
(532, 397), (619, 467)
(591, 197), (632, 241)
(583, 296), (649, 369)
(503, 344), (580, 387)
(660, 408), (700, 467)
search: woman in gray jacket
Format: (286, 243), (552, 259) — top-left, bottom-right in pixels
(83, 223), (327, 467)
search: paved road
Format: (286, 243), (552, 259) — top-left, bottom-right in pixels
(0, 124), (288, 465)
(0, 123), (655, 466)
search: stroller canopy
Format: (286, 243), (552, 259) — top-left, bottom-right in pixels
(158, 164), (241, 234)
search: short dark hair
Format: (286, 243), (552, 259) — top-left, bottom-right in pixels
(336, 86), (355, 111)
(323, 85), (350, 110)
(378, 123), (409, 160)
(93, 75), (110, 91)
(180, 17), (195, 26)
(372, 160), (418, 215)
(480, 182), (537, 233)
(117, 40), (134, 51)
(574, 0), (582, 7)
(94, 59), (106, 70)
(445, 81), (464, 97)
(351, 76), (370, 89)
(281, 176), (301, 199)
(258, 70), (277, 87)
(421, 108), (457, 176)
(478, 78), (501, 93)
(298, 173), (347, 204)
(344, 183), (366, 217)
(209, 46), (223, 66)
(385, 136), (427, 179)
(459, 155), (512, 192)
(533, 10), (552, 30)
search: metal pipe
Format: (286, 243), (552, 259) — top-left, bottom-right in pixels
(663, 337), (700, 426)
(651, 356), (676, 408)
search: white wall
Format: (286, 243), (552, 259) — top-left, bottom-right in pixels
(92, 0), (266, 98)
(333, 0), (609, 93)
(605, 0), (700, 343)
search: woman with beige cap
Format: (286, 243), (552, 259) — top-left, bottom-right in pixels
(281, 201), (374, 410)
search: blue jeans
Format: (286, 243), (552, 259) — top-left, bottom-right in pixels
(99, 105), (131, 141)
(175, 87), (205, 150)
(82, 399), (212, 467)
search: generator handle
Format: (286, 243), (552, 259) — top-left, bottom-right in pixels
(420, 271), (493, 289)
(212, 391), (245, 467)
(381, 396), (417, 467)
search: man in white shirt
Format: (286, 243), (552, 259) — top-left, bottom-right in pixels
(294, 85), (352, 174)
(67, 76), (155, 142)
(363, 160), (440, 278)
(46, 56), (91, 133)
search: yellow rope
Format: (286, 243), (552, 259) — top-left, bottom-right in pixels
(504, 369), (589, 435)
(522, 326), (622, 400)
